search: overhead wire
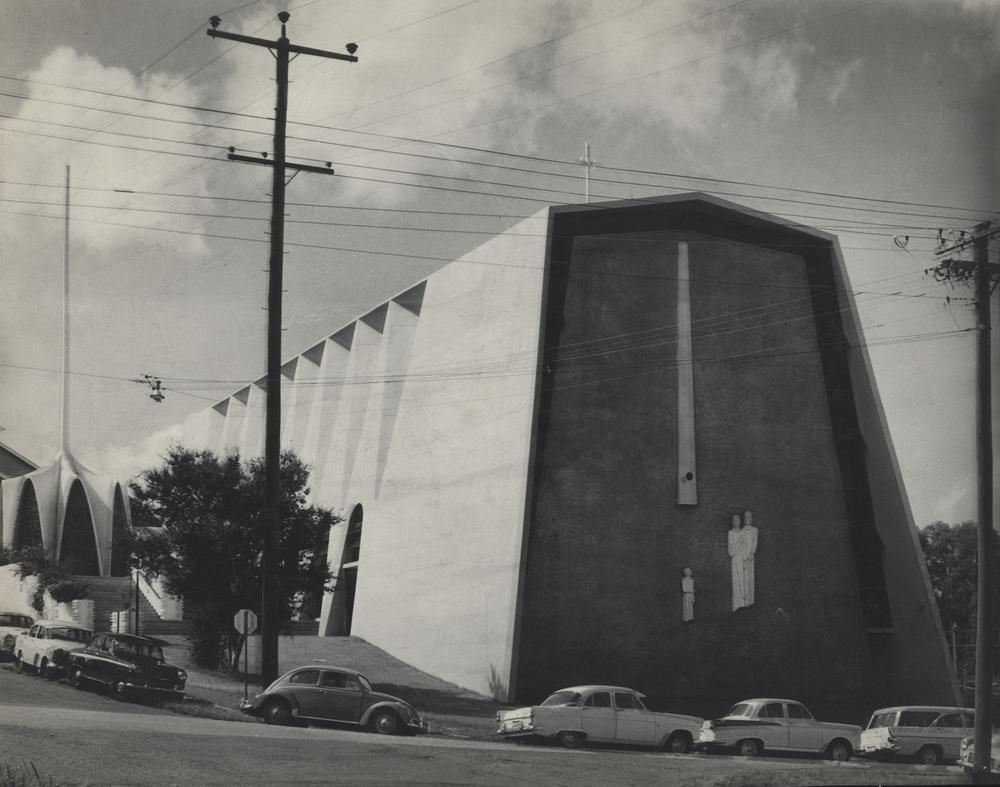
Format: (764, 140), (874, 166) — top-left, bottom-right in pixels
(0, 74), (993, 219)
(2, 120), (989, 230)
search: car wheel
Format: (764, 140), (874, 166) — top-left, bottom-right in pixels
(736, 739), (762, 757)
(916, 745), (941, 766)
(558, 731), (587, 749)
(263, 699), (293, 726)
(69, 668), (85, 689)
(665, 732), (692, 754)
(371, 709), (401, 735)
(826, 739), (852, 761)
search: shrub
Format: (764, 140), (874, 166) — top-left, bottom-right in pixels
(47, 579), (89, 604)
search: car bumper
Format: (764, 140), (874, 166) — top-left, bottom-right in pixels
(408, 718), (430, 734)
(497, 726), (538, 738)
(694, 741), (725, 753)
(125, 682), (186, 696)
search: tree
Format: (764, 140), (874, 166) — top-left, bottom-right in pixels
(129, 447), (338, 668)
(920, 521), (980, 631)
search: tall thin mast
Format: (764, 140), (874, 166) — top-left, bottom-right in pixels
(61, 165), (70, 453)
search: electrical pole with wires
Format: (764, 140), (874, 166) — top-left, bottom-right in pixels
(930, 221), (998, 783)
(206, 10), (358, 687)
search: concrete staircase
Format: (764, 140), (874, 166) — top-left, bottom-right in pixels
(70, 575), (189, 635)
(70, 575), (131, 632)
(135, 591), (189, 636)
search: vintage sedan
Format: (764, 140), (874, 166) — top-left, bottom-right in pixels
(859, 705), (974, 764)
(67, 633), (187, 697)
(14, 619), (92, 678)
(496, 685), (703, 752)
(958, 732), (1000, 778)
(241, 664), (429, 735)
(696, 698), (860, 760)
(0, 612), (33, 660)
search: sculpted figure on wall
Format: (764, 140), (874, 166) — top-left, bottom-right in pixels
(727, 514), (746, 611)
(741, 510), (758, 607)
(728, 511), (759, 611)
(681, 567), (695, 622)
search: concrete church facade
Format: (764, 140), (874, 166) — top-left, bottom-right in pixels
(181, 194), (956, 716)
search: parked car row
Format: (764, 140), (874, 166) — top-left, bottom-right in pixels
(2, 609), (984, 763)
(497, 685), (988, 769)
(9, 617), (187, 699)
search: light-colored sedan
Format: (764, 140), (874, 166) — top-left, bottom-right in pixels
(0, 612), (33, 660)
(13, 619), (92, 679)
(696, 698), (860, 760)
(957, 732), (1000, 778)
(496, 685), (703, 752)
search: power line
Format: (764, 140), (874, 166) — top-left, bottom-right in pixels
(1, 72), (993, 218)
(3, 121), (987, 227)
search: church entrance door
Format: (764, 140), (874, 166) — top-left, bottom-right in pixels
(342, 566), (358, 635)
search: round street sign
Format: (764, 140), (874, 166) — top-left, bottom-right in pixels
(234, 608), (258, 635)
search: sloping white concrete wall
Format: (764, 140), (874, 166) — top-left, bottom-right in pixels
(330, 222), (547, 700)
(180, 213), (548, 699)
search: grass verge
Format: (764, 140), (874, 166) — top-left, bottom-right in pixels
(0, 762), (77, 787)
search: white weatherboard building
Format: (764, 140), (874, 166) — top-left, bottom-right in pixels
(180, 194), (955, 716)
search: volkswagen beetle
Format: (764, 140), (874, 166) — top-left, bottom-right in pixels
(240, 664), (429, 735)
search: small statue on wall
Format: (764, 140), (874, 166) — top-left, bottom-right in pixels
(681, 567), (695, 622)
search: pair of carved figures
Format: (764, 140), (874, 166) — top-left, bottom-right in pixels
(679, 511), (760, 621)
(728, 510), (758, 611)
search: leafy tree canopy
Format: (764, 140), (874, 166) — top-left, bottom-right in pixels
(130, 446), (338, 667)
(920, 520), (1000, 632)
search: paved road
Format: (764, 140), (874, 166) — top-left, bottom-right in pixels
(0, 664), (967, 786)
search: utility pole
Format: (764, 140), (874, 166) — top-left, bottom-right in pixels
(932, 222), (998, 783)
(207, 11), (358, 686)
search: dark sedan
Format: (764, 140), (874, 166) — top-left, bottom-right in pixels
(241, 664), (428, 735)
(66, 633), (187, 698)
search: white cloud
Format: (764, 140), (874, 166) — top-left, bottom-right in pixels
(94, 424), (183, 482)
(4, 47), (213, 257)
(826, 58), (864, 105)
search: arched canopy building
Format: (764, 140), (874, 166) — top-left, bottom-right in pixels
(181, 194), (956, 718)
(1, 451), (132, 578)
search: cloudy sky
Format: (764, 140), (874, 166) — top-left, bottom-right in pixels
(0, 0), (996, 527)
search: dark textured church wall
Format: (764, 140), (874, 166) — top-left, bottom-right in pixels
(516, 225), (884, 721)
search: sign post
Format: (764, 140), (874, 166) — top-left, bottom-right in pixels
(234, 609), (258, 702)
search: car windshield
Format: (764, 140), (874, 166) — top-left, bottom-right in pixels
(0, 614), (32, 628)
(120, 641), (165, 661)
(48, 627), (90, 643)
(725, 703), (755, 718)
(868, 712), (897, 729)
(542, 691), (582, 707)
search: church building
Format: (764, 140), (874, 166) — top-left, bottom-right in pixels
(180, 193), (956, 717)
